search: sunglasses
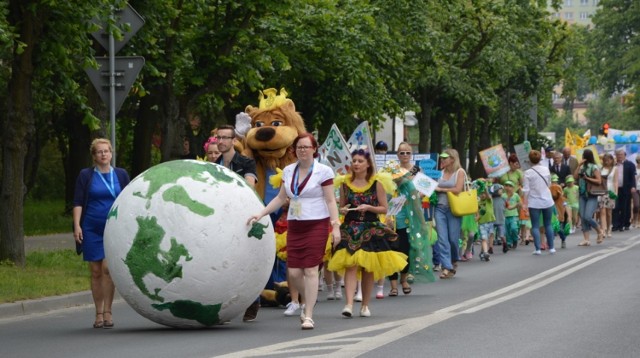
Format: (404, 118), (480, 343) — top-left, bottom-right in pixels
(398, 151), (412, 156)
(351, 149), (371, 159)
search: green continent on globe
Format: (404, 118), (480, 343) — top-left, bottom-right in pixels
(133, 160), (247, 200)
(107, 206), (118, 220)
(125, 216), (193, 302)
(162, 185), (214, 216)
(248, 221), (269, 240)
(152, 300), (222, 326)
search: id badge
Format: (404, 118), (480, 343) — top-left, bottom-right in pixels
(290, 198), (302, 217)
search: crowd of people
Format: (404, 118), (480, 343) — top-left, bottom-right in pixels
(74, 126), (639, 331)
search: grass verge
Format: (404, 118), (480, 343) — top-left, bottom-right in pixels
(24, 199), (71, 236)
(0, 250), (89, 304)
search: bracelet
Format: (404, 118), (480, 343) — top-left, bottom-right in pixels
(331, 220), (340, 227)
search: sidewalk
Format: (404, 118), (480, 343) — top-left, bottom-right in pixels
(1, 233), (95, 320)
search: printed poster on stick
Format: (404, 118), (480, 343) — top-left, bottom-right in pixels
(479, 144), (509, 178)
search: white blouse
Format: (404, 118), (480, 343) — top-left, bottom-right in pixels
(282, 160), (335, 221)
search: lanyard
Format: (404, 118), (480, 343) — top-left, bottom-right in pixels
(95, 167), (116, 199)
(293, 162), (314, 197)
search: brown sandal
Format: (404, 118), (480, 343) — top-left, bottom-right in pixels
(103, 311), (114, 329)
(439, 269), (456, 279)
(388, 288), (398, 297)
(93, 312), (104, 328)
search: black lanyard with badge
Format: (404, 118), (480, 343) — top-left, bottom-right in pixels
(290, 162), (313, 217)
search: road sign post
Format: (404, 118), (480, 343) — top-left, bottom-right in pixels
(86, 3), (144, 166)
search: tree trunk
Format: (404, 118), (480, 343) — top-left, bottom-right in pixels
(132, 89), (162, 177)
(431, 111), (444, 154)
(160, 86), (181, 162)
(417, 87), (433, 153)
(0, 2), (41, 266)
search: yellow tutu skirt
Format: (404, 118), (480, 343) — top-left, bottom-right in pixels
(328, 248), (408, 281)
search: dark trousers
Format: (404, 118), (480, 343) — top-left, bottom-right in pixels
(388, 228), (410, 280)
(613, 186), (632, 229)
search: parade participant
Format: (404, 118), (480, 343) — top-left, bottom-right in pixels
(612, 149), (637, 231)
(575, 149), (605, 246)
(204, 136), (221, 163)
(563, 177), (580, 233)
(329, 149), (407, 318)
(73, 138), (130, 329)
(247, 133), (340, 330)
(434, 149), (466, 278)
(598, 153), (618, 238)
(522, 150), (555, 255)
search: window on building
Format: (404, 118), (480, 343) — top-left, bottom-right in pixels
(580, 0), (588, 5)
(580, 12), (589, 19)
(565, 12), (573, 19)
(593, 0), (599, 5)
(564, 0), (572, 6)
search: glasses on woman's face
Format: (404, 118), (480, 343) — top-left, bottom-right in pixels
(95, 150), (111, 155)
(398, 151), (412, 156)
(296, 145), (313, 151)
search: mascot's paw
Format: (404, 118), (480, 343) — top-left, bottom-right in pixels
(259, 281), (291, 307)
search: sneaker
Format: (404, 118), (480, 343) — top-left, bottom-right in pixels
(502, 242), (509, 253)
(433, 264), (441, 272)
(242, 301), (260, 322)
(327, 287), (335, 300)
(342, 304), (353, 318)
(464, 252), (473, 260)
(549, 248), (556, 254)
(334, 286), (343, 300)
(375, 285), (384, 299)
(532, 250), (541, 255)
(484, 253), (490, 262)
(561, 241), (566, 249)
(360, 306), (371, 317)
(406, 274), (415, 284)
(354, 291), (363, 302)
(488, 247), (494, 254)
(283, 301), (300, 316)
(479, 252), (485, 261)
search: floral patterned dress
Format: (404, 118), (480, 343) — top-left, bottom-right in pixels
(328, 177), (408, 280)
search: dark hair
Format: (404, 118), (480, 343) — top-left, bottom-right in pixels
(375, 141), (388, 151)
(508, 153), (519, 164)
(582, 149), (595, 164)
(293, 133), (319, 158)
(217, 124), (236, 138)
(350, 149), (374, 181)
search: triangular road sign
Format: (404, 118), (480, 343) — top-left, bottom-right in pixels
(85, 56), (145, 115)
(91, 3), (145, 54)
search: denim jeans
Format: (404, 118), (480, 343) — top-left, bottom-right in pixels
(529, 206), (554, 251)
(579, 195), (600, 232)
(434, 205), (461, 270)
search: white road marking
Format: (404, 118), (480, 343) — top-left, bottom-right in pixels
(216, 236), (640, 358)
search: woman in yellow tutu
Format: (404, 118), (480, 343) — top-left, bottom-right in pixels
(328, 149), (408, 318)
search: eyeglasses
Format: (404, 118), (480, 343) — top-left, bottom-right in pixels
(398, 151), (412, 156)
(215, 135), (234, 141)
(94, 150), (111, 155)
(351, 149), (371, 158)
(296, 145), (314, 151)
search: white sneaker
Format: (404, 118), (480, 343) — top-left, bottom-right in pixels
(532, 250), (541, 255)
(549, 248), (556, 254)
(375, 285), (384, 299)
(334, 286), (343, 300)
(354, 291), (363, 302)
(360, 306), (371, 317)
(342, 304), (353, 317)
(284, 301), (300, 316)
(326, 288), (335, 300)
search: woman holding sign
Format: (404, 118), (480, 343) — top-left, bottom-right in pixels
(329, 149), (407, 319)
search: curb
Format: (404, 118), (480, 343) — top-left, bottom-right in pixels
(0, 291), (122, 320)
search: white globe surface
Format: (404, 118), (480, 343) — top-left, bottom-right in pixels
(104, 160), (274, 328)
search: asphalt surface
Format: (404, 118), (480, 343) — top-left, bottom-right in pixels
(0, 233), (107, 319)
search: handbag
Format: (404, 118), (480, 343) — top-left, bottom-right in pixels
(446, 172), (478, 217)
(587, 174), (607, 196)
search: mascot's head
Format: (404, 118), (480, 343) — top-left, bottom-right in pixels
(245, 88), (306, 163)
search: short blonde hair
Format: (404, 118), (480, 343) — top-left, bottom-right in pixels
(90, 138), (112, 155)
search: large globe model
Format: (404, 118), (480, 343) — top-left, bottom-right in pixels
(104, 160), (275, 328)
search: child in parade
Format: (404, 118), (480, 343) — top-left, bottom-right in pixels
(503, 181), (521, 249)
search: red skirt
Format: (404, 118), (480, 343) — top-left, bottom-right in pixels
(287, 218), (329, 268)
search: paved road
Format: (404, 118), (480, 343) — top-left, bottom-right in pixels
(2, 230), (640, 357)
(24, 232), (76, 253)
